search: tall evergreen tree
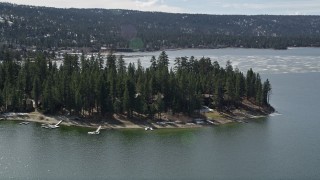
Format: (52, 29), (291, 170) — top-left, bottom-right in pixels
(262, 79), (272, 105)
(32, 77), (40, 109)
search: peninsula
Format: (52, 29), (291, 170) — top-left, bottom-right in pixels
(0, 51), (274, 129)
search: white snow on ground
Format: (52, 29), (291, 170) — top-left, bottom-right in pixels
(2, 113), (29, 117)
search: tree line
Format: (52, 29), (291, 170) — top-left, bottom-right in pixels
(0, 51), (272, 119)
(1, 3), (320, 50)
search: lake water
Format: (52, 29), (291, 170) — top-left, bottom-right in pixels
(1, 48), (320, 179)
(117, 47), (320, 74)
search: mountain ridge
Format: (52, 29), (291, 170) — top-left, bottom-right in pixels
(1, 2), (320, 50)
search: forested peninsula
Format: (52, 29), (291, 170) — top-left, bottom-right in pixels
(0, 51), (274, 128)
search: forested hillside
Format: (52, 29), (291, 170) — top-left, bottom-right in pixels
(0, 51), (272, 118)
(1, 3), (320, 50)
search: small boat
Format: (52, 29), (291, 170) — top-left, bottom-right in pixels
(206, 120), (215, 125)
(47, 124), (59, 129)
(42, 120), (63, 129)
(145, 127), (153, 131)
(88, 126), (102, 135)
(19, 122), (30, 125)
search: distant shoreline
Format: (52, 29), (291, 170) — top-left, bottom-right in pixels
(110, 46), (320, 55)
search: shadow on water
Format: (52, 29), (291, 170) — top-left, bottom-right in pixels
(58, 125), (92, 134)
(116, 128), (199, 139)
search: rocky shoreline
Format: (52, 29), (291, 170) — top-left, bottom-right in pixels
(0, 103), (275, 130)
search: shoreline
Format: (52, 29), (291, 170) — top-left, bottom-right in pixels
(0, 112), (206, 129)
(113, 46), (320, 54)
(0, 106), (274, 130)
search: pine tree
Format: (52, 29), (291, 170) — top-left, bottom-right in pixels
(158, 51), (169, 68)
(32, 77), (40, 109)
(107, 53), (117, 104)
(225, 76), (235, 105)
(255, 74), (263, 105)
(235, 72), (242, 104)
(246, 68), (256, 98)
(150, 56), (157, 70)
(43, 79), (55, 113)
(262, 79), (272, 105)
(123, 80), (130, 117)
(154, 92), (164, 120)
(214, 80), (224, 110)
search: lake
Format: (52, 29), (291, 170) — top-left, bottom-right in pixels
(117, 47), (320, 74)
(1, 48), (320, 179)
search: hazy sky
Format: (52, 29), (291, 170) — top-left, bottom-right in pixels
(2, 0), (320, 15)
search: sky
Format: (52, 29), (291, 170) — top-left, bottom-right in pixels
(1, 0), (320, 15)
